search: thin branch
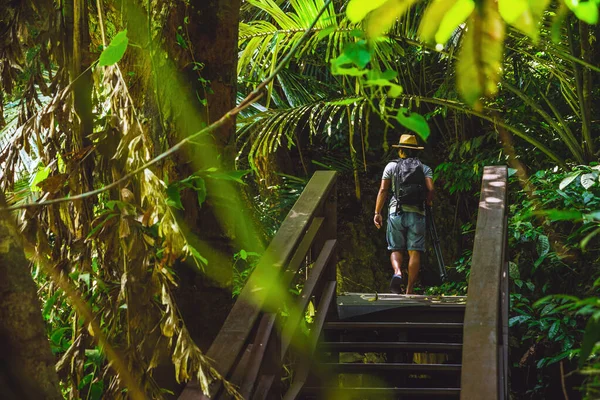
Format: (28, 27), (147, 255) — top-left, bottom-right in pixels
(2, 0), (333, 211)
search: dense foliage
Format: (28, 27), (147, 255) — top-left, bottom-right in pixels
(0, 0), (599, 399)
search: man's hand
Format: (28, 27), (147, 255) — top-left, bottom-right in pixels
(374, 213), (382, 229)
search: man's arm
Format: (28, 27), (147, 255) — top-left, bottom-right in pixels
(425, 177), (435, 206)
(374, 179), (391, 229)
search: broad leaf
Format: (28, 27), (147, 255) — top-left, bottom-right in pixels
(536, 209), (583, 221)
(419, 0), (461, 43)
(365, 0), (417, 39)
(207, 170), (251, 184)
(559, 171), (581, 190)
(581, 173), (597, 190)
(99, 30), (129, 67)
(501, 0), (550, 41)
(498, 0), (529, 23)
(567, 0), (599, 24)
(166, 184), (184, 210)
(346, 0), (389, 23)
(396, 108), (430, 141)
(580, 314), (600, 367)
(436, 0), (475, 45)
(456, 5), (505, 110)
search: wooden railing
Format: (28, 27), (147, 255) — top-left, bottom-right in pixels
(461, 166), (509, 400)
(180, 171), (338, 400)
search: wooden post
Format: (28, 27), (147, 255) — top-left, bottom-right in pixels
(460, 166), (508, 400)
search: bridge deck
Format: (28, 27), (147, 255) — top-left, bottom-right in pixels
(336, 293), (467, 320)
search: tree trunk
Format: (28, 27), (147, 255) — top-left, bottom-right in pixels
(0, 193), (62, 400)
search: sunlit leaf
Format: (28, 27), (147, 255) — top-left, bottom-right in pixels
(534, 209), (583, 221)
(396, 108), (430, 140)
(436, 0), (475, 45)
(365, 0), (417, 39)
(456, 6), (505, 110)
(419, 0), (474, 45)
(581, 173), (597, 190)
(388, 83), (403, 97)
(419, 0), (460, 43)
(346, 0), (389, 23)
(30, 166), (50, 192)
(364, 69), (398, 86)
(567, 0), (599, 24)
(188, 245), (208, 266)
(559, 171), (581, 190)
(506, 0), (550, 41)
(498, 0), (529, 23)
(328, 97), (363, 105)
(206, 170), (251, 184)
(98, 30), (129, 66)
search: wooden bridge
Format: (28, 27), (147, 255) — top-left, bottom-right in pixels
(180, 166), (509, 400)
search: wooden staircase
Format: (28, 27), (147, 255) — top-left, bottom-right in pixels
(180, 166), (509, 400)
(302, 294), (466, 399)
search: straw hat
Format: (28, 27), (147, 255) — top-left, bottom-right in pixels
(392, 134), (424, 150)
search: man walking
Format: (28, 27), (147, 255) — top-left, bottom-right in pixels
(374, 134), (434, 294)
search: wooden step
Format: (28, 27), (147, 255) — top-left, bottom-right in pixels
(323, 362), (462, 373)
(302, 386), (461, 397)
(320, 341), (463, 352)
(324, 322), (464, 331)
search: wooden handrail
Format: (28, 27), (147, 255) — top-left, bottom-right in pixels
(461, 166), (509, 400)
(179, 171), (337, 400)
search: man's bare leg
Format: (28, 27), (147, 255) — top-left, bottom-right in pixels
(406, 250), (421, 294)
(390, 251), (403, 276)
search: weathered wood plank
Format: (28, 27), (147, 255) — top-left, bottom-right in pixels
(461, 166), (508, 400)
(283, 281), (337, 400)
(239, 313), (276, 399)
(179, 171), (336, 400)
(280, 239), (337, 358)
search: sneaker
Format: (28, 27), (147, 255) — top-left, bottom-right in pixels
(390, 274), (403, 294)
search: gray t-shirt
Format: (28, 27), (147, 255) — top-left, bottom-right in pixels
(382, 159), (433, 215)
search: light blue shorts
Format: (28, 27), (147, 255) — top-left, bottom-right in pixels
(386, 211), (426, 252)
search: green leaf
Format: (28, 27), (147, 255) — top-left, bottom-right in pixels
(30, 166), (50, 191)
(457, 12), (505, 109)
(207, 170), (251, 184)
(388, 83), (404, 97)
(366, 0), (417, 39)
(509, 0), (550, 41)
(419, 0), (461, 43)
(364, 69), (399, 86)
(240, 249), (248, 260)
(499, 0), (529, 23)
(396, 108), (430, 140)
(581, 173), (597, 190)
(193, 177), (207, 207)
(537, 235), (550, 257)
(98, 30), (129, 67)
(317, 25), (337, 40)
(549, 320), (561, 339)
(166, 184), (184, 210)
(559, 171), (582, 190)
(339, 41), (372, 69)
(580, 315), (600, 367)
(188, 245), (208, 266)
(535, 209), (583, 221)
(568, 0), (599, 24)
(346, 0), (389, 23)
(509, 315), (531, 326)
(328, 97), (363, 106)
(43, 292), (60, 320)
(435, 0), (475, 45)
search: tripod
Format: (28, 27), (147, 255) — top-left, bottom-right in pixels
(425, 204), (448, 282)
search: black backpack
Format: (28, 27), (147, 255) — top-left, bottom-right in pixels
(393, 158), (426, 207)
